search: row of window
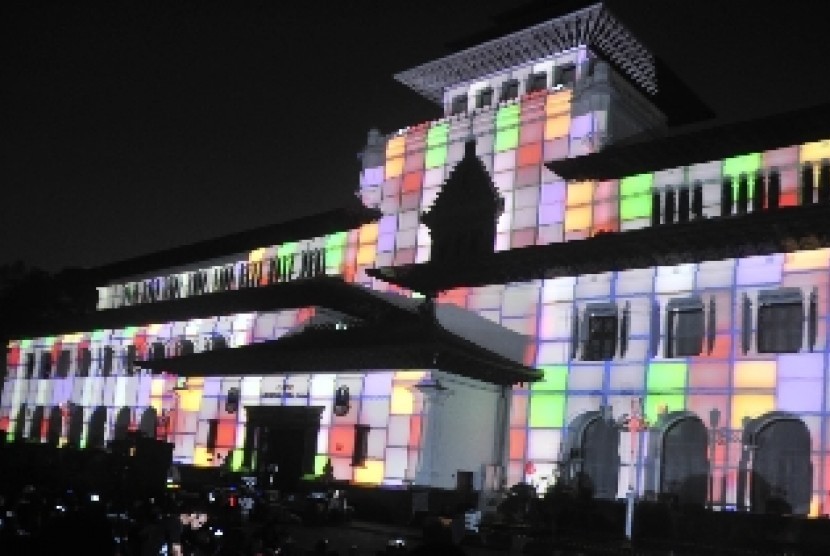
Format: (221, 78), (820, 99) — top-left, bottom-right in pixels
(650, 160), (830, 226)
(574, 287), (817, 361)
(11, 286), (820, 380)
(449, 63), (578, 115)
(110, 247), (327, 309)
(13, 336), (227, 379)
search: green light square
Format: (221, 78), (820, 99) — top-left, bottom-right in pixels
(646, 362), (687, 391)
(230, 449), (245, 471)
(325, 246), (344, 272)
(495, 128), (519, 152)
(315, 454), (328, 475)
(277, 241), (298, 258)
(425, 146), (447, 168)
(496, 104), (520, 129)
(528, 393), (565, 427)
(532, 365), (568, 391)
(325, 231), (347, 249)
(619, 193), (651, 220)
(644, 394), (685, 423)
(620, 173), (653, 197)
(426, 123), (448, 149)
(20, 339), (32, 348)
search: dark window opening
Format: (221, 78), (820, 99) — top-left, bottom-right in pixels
(39, 352), (52, 379)
(500, 79), (519, 101)
(352, 424), (370, 467)
(149, 342), (166, 360)
(25, 353), (35, 379)
(666, 298), (705, 357)
(692, 181), (704, 219)
(664, 188), (676, 224)
(757, 289), (804, 353)
(554, 64), (576, 88)
(582, 304), (618, 361)
(102, 346), (113, 377)
(721, 177), (734, 216)
(450, 94), (467, 115)
(177, 339), (195, 356)
(801, 164), (814, 205)
(650, 190), (661, 226)
(124, 345), (137, 376)
(526, 72), (547, 93)
(678, 187), (690, 223)
(78, 347), (92, 378)
(476, 88), (494, 109)
(56, 349), (71, 378)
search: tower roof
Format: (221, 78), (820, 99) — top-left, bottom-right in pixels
(394, 1), (657, 103)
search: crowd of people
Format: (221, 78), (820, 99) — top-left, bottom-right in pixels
(0, 482), (471, 555)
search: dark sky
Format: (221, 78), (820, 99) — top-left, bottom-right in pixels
(4, 0), (830, 272)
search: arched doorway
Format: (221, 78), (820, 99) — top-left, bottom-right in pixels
(738, 412), (812, 515)
(560, 409), (621, 500)
(14, 404), (27, 440)
(138, 407), (157, 439)
(47, 406), (62, 446)
(87, 406), (107, 449)
(29, 406), (44, 441)
(113, 407), (131, 441)
(644, 411), (708, 507)
(67, 405), (84, 448)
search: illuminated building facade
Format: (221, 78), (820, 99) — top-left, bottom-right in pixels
(3, 2), (830, 515)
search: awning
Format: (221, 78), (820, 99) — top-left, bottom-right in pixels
(136, 286), (540, 386)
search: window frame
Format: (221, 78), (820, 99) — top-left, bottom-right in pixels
(581, 303), (618, 361)
(665, 297), (705, 358)
(757, 288), (804, 354)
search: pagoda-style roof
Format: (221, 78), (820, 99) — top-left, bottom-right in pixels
(368, 202), (830, 295)
(547, 101), (830, 181)
(137, 286), (540, 386)
(395, 1), (657, 103)
(91, 199), (380, 283)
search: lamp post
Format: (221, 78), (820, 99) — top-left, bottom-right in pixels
(614, 397), (650, 541)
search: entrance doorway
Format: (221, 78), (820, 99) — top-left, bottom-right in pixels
(243, 406), (323, 492)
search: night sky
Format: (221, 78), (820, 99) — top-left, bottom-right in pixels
(4, 0), (830, 273)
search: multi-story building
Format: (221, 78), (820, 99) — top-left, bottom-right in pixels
(3, 2), (829, 516)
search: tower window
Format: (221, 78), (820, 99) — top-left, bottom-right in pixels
(666, 297), (705, 357)
(757, 288), (803, 353)
(500, 79), (519, 101)
(476, 87), (494, 109)
(526, 72), (547, 93)
(450, 94), (468, 115)
(554, 64), (576, 88)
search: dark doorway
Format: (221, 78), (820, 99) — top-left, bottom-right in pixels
(29, 406), (44, 441)
(139, 407), (158, 439)
(67, 405), (84, 448)
(88, 406), (107, 449)
(47, 406), (62, 447)
(113, 407), (131, 441)
(561, 410), (620, 500)
(645, 411), (708, 507)
(738, 412), (812, 515)
(243, 406), (323, 492)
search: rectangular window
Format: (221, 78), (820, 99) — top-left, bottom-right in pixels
(757, 288), (804, 353)
(666, 297), (705, 357)
(25, 353), (35, 379)
(450, 94), (468, 115)
(476, 87), (493, 109)
(78, 347), (92, 378)
(582, 303), (618, 361)
(526, 72), (547, 93)
(554, 64), (576, 88)
(352, 424), (370, 467)
(500, 79), (519, 102)
(39, 352), (52, 379)
(102, 346), (113, 377)
(56, 349), (71, 378)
